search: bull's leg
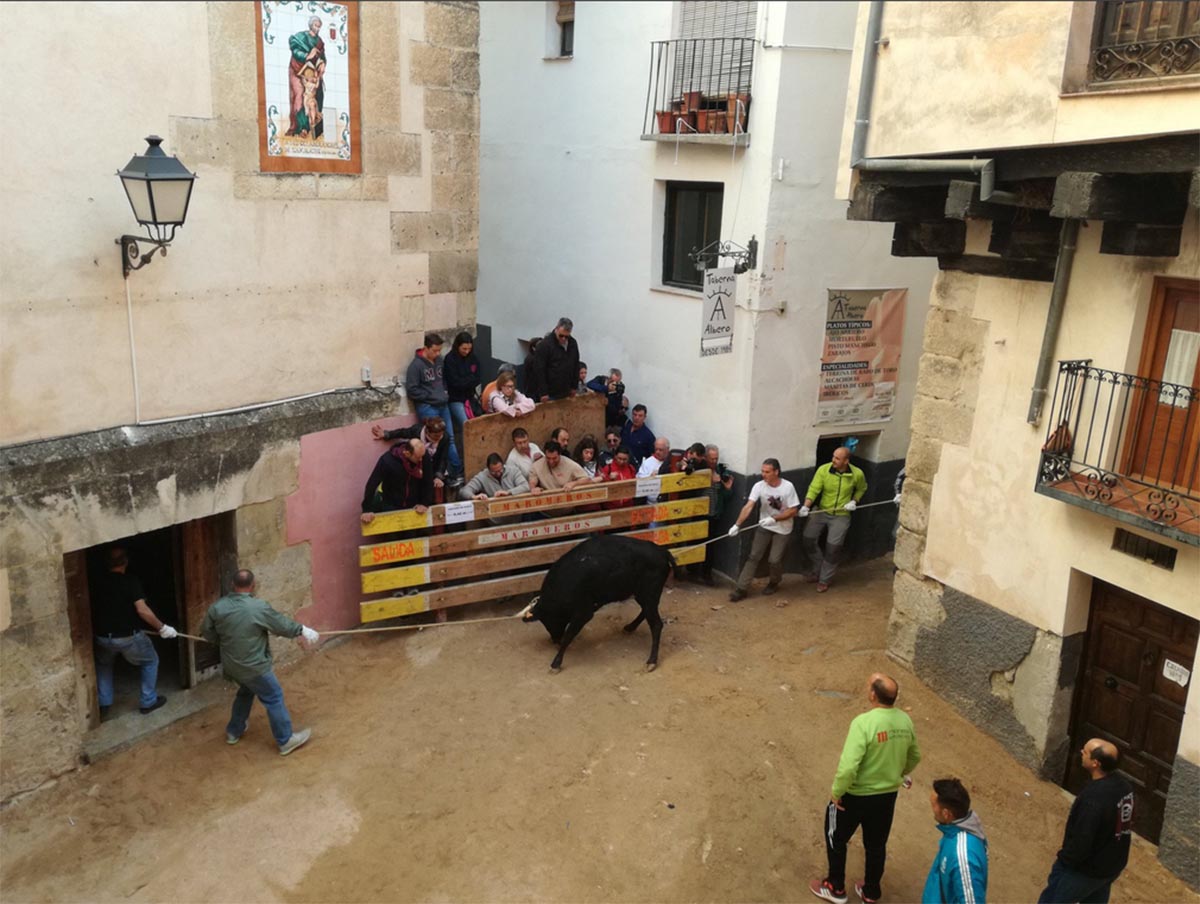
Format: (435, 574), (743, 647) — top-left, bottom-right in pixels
(623, 611), (646, 634)
(634, 588), (666, 671)
(549, 614), (592, 672)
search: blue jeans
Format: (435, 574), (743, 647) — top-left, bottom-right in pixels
(95, 633), (159, 708)
(227, 671), (293, 747)
(415, 402), (462, 473)
(1037, 861), (1115, 904)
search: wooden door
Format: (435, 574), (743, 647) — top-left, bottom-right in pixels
(1066, 581), (1198, 843)
(63, 551), (100, 730)
(1124, 279), (1200, 491)
(178, 514), (236, 685)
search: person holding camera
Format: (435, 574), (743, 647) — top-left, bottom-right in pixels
(689, 443), (734, 585)
(587, 368), (627, 426)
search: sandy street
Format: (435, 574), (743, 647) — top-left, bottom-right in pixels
(1, 558), (1196, 904)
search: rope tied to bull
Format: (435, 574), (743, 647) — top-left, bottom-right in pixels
(154, 500), (896, 641)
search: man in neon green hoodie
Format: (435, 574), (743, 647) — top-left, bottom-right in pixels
(801, 447), (867, 592)
(810, 673), (921, 904)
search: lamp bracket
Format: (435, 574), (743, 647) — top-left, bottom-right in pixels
(116, 226), (176, 279)
(689, 235), (758, 274)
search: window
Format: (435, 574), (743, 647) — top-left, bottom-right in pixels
(663, 182), (723, 291)
(557, 1), (574, 58)
(1092, 1), (1200, 82)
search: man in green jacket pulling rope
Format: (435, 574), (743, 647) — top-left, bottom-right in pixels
(201, 569), (320, 757)
(811, 673), (921, 904)
(801, 446), (868, 592)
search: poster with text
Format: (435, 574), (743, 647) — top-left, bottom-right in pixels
(815, 288), (907, 425)
(256, 1), (361, 173)
(701, 268), (736, 356)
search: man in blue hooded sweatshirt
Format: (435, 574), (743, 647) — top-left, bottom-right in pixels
(923, 778), (988, 904)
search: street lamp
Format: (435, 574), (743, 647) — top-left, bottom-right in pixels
(115, 135), (196, 278)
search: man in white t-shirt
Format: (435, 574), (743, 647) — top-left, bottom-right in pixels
(505, 427), (543, 480)
(726, 457), (801, 601)
(636, 437), (671, 503)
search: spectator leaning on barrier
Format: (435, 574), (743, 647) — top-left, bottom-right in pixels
(689, 443), (734, 586)
(598, 425), (622, 468)
(360, 436), (432, 524)
(460, 452), (529, 525)
(404, 332), (462, 479)
(482, 362), (517, 412)
(621, 404), (656, 467)
(575, 435), (600, 477)
(531, 317), (581, 401)
(490, 372), (535, 417)
(528, 440), (592, 494)
(587, 368), (627, 425)
(636, 437), (672, 503)
(505, 427), (543, 480)
(596, 444), (637, 508)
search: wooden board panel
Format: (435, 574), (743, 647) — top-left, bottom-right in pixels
(362, 470), (711, 536)
(361, 535), (708, 622)
(360, 496), (710, 567)
(461, 392), (606, 477)
(362, 520), (709, 593)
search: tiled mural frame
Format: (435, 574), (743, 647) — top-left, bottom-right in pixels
(255, 1), (362, 174)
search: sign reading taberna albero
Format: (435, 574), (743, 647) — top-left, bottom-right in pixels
(701, 267), (736, 356)
(815, 288), (908, 426)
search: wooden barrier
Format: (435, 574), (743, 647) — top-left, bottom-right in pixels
(460, 392), (606, 477)
(358, 470), (713, 623)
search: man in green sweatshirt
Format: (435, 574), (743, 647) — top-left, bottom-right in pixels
(201, 569), (320, 756)
(810, 673), (921, 904)
(801, 446), (868, 592)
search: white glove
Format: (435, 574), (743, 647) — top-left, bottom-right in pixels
(798, 506), (811, 517)
(727, 524), (739, 537)
(759, 516), (775, 528)
(894, 493), (902, 506)
(301, 626), (319, 645)
(844, 500), (858, 512)
(158, 624), (178, 640)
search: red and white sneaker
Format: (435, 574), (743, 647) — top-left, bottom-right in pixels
(854, 881), (879, 903)
(809, 878), (848, 904)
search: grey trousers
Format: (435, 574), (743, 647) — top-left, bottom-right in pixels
(802, 511), (852, 584)
(735, 528), (792, 590)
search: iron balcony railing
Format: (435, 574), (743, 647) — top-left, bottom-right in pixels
(642, 38), (754, 138)
(1036, 359), (1199, 546)
(1092, 0), (1200, 82)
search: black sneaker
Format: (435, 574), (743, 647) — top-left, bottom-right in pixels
(728, 588), (748, 602)
(99, 705), (111, 720)
(139, 695), (167, 715)
(762, 583), (779, 595)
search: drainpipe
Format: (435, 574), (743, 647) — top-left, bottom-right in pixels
(1026, 218), (1081, 426)
(850, 0), (997, 199)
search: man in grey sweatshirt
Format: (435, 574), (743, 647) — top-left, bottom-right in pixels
(405, 332), (462, 478)
(460, 453), (530, 524)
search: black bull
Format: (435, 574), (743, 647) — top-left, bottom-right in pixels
(522, 535), (675, 672)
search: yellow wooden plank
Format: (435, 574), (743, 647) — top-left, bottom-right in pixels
(361, 470), (713, 536)
(361, 520), (710, 594)
(358, 536), (431, 569)
(670, 545), (706, 566)
(359, 497), (710, 567)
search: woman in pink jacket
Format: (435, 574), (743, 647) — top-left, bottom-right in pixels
(489, 373), (535, 417)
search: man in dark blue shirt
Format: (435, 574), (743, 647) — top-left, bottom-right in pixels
(620, 404), (656, 467)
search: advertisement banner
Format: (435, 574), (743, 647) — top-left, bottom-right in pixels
(701, 268), (736, 356)
(815, 288), (907, 426)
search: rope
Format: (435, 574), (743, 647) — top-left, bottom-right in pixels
(152, 502), (897, 641)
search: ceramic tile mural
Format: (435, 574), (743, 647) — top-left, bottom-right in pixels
(256, 1), (361, 173)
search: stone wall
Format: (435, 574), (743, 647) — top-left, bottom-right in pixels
(0, 392), (401, 801)
(886, 269), (1083, 779)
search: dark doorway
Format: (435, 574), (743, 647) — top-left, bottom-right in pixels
(1064, 580), (1198, 843)
(67, 513), (237, 729)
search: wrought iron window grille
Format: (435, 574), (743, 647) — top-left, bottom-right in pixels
(1036, 359), (1199, 546)
(642, 38), (754, 138)
(1091, 0), (1200, 82)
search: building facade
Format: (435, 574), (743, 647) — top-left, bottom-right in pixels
(0, 1), (479, 800)
(478, 0), (936, 576)
(837, 0), (1199, 883)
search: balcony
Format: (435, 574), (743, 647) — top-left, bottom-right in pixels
(1091, 0), (1200, 83)
(1036, 360), (1199, 546)
(641, 38), (753, 145)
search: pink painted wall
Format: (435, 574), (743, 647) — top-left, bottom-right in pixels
(288, 415), (414, 631)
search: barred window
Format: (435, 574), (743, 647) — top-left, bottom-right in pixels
(1092, 1), (1200, 82)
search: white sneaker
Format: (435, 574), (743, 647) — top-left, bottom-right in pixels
(809, 879), (848, 904)
(278, 728), (312, 756)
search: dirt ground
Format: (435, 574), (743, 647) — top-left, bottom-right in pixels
(2, 557), (1197, 904)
